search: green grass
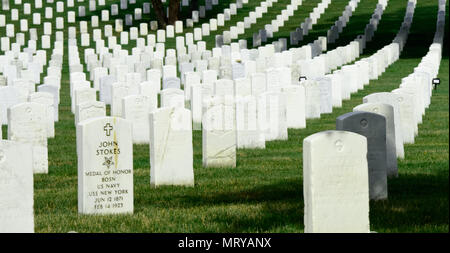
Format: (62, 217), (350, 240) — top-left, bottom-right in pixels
(0, 0), (448, 233)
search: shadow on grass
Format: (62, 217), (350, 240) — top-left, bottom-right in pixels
(259, 2), (447, 61)
(370, 169), (449, 232)
(176, 177), (302, 232)
(131, 164), (448, 233)
(207, 170), (447, 232)
(78, 0), (244, 31)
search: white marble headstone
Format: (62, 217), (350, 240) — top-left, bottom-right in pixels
(111, 82), (130, 117)
(75, 101), (106, 126)
(303, 130), (370, 233)
(149, 107), (194, 186)
(0, 140), (34, 233)
(28, 92), (55, 138)
(8, 102), (48, 174)
(122, 95), (153, 144)
(257, 91), (288, 141)
(76, 117), (133, 214)
(235, 95), (265, 148)
(282, 85), (306, 129)
(302, 80), (321, 119)
(202, 102), (236, 168)
(363, 92), (404, 159)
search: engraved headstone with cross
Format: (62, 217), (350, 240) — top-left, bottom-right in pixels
(77, 116), (133, 214)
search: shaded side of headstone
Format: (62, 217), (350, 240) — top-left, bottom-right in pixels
(354, 103), (398, 177)
(363, 92), (404, 159)
(336, 111), (388, 200)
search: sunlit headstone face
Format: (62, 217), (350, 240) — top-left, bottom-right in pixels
(77, 117), (133, 215)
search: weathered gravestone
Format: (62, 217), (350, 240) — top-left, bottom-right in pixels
(1, 0), (9, 11)
(162, 65), (177, 80)
(163, 77), (181, 90)
(93, 67), (108, 91)
(219, 64), (233, 80)
(303, 130), (370, 233)
(11, 79), (34, 98)
(257, 91), (288, 141)
(8, 102), (48, 174)
(180, 63), (194, 85)
(234, 78), (252, 97)
(290, 31), (300, 46)
(161, 88), (184, 108)
(235, 95), (265, 149)
(341, 65), (360, 93)
(122, 95), (152, 144)
(149, 107), (194, 186)
(215, 35), (224, 48)
(190, 84), (203, 130)
(259, 29), (267, 43)
(77, 117), (133, 214)
(232, 62), (246, 80)
(28, 92), (55, 138)
(73, 87), (97, 114)
(253, 33), (261, 47)
(202, 103), (236, 168)
(279, 38), (288, 52)
(315, 76), (333, 114)
(327, 73), (342, 108)
(0, 75), (7, 86)
(0, 140), (34, 233)
(120, 0), (128, 9)
(184, 71), (200, 100)
(99, 75), (116, 105)
(37, 84), (60, 121)
(301, 80), (321, 119)
(281, 85), (306, 129)
(111, 82), (130, 117)
(336, 111), (388, 200)
(214, 79), (234, 96)
(251, 73), (266, 96)
(0, 86), (27, 125)
(139, 81), (159, 107)
(75, 101), (106, 126)
(70, 77), (91, 98)
(265, 68), (281, 92)
(143, 3), (151, 14)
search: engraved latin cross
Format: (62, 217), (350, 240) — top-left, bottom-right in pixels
(104, 123), (113, 136)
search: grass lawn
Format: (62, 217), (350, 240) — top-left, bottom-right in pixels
(0, 0), (447, 233)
